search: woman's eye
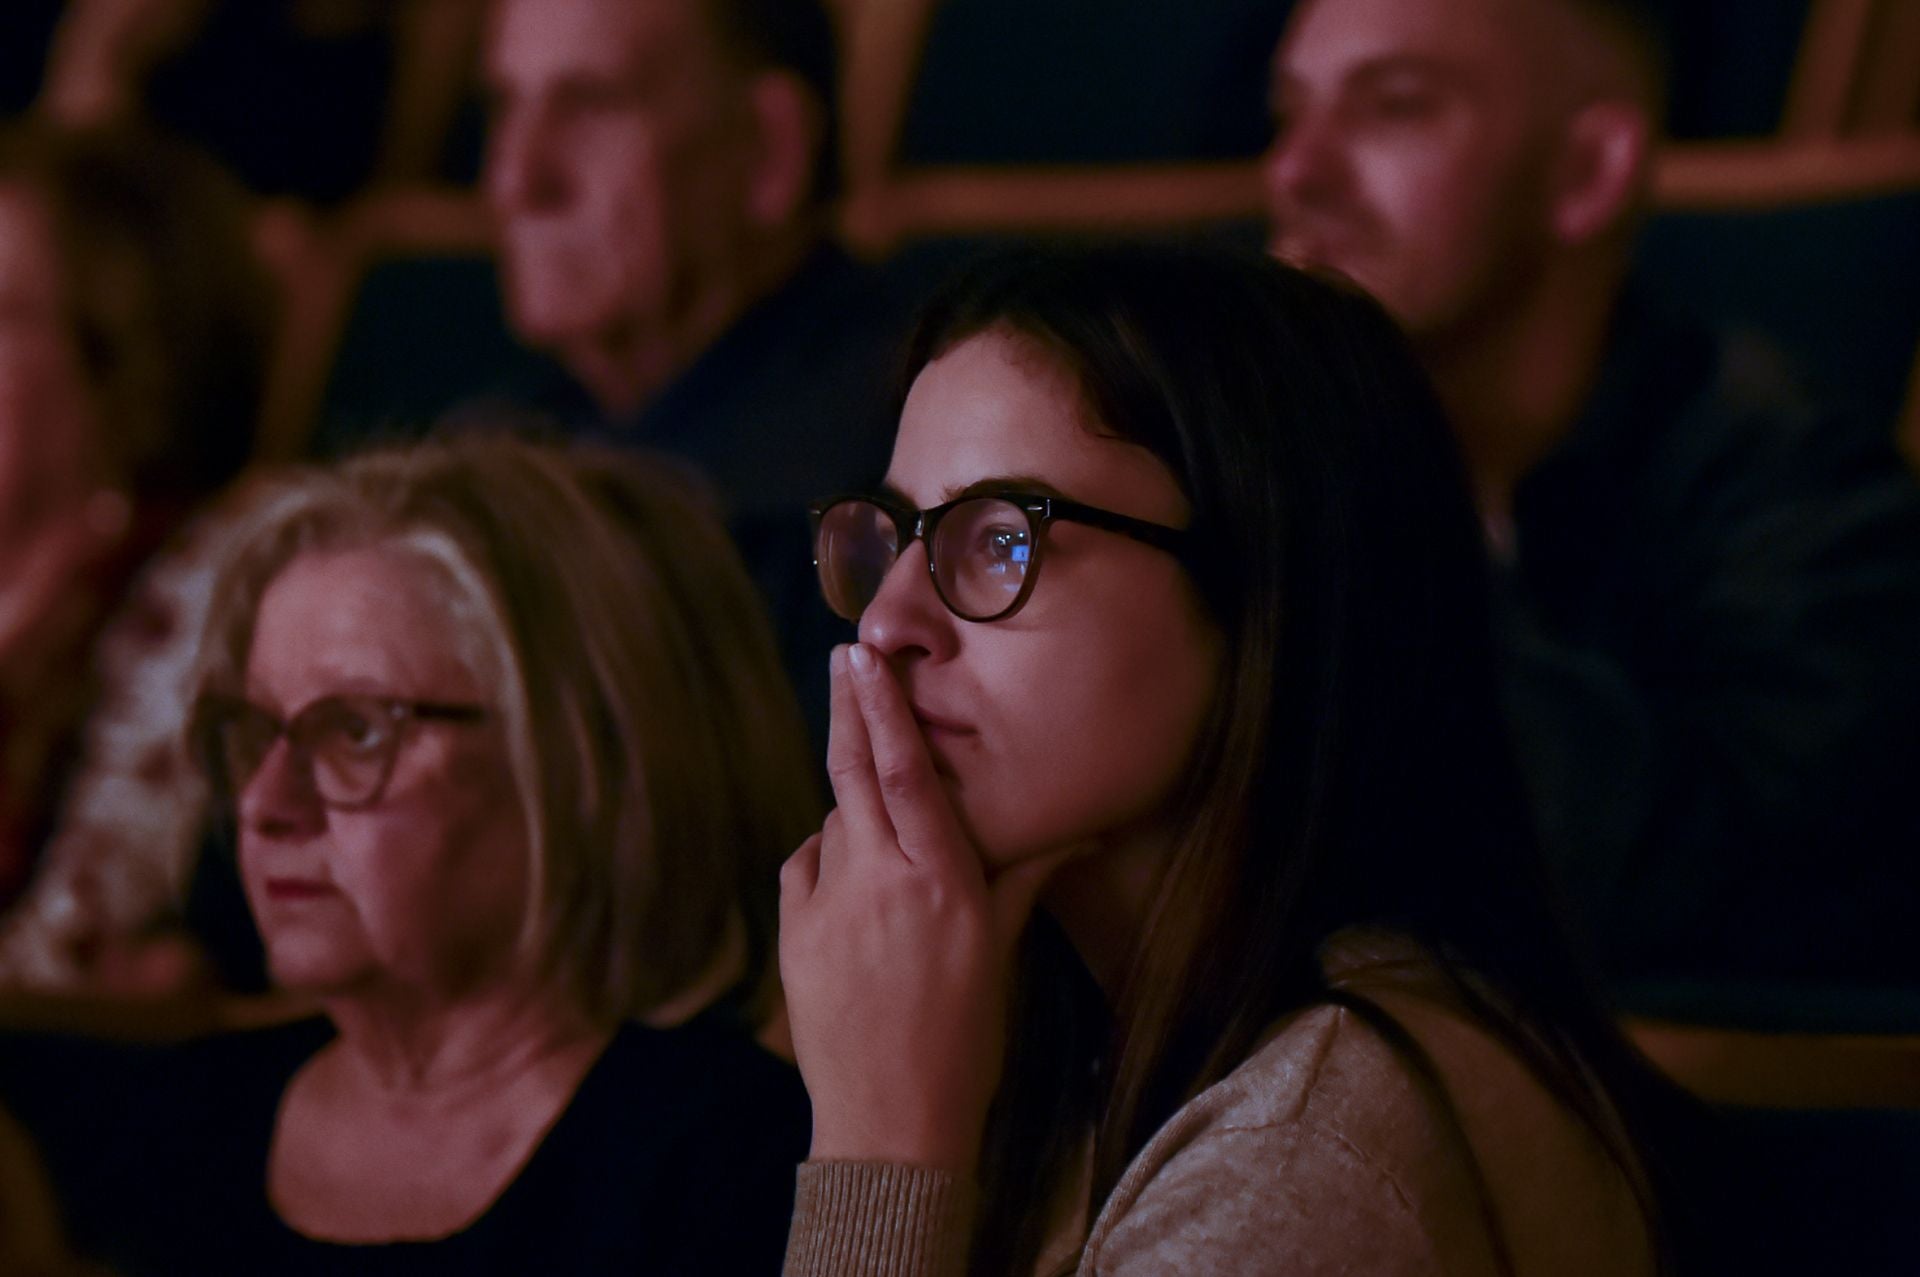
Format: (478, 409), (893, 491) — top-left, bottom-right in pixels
(975, 526), (1031, 571)
(318, 705), (384, 753)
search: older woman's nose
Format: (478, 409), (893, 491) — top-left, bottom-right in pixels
(236, 737), (326, 838)
(858, 542), (956, 663)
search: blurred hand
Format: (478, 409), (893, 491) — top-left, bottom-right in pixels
(779, 643), (1068, 1174)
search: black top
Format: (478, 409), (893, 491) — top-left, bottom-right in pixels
(608, 244), (905, 523)
(582, 245), (909, 757)
(1, 1015), (809, 1276)
(1498, 290), (1920, 997)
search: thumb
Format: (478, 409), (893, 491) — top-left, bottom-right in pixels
(984, 846), (1079, 954)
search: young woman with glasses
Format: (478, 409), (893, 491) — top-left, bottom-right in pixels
(781, 244), (1681, 1276)
(3, 433), (819, 1274)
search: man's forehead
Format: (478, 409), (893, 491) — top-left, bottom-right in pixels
(486, 0), (714, 83)
(1279, 0), (1543, 86)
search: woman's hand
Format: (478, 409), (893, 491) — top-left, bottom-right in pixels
(780, 643), (1067, 1175)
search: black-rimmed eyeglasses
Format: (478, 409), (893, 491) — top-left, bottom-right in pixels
(809, 491), (1191, 623)
(188, 694), (488, 811)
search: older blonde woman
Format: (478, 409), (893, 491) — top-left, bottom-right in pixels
(3, 433), (818, 1274)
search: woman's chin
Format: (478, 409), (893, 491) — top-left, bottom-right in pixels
(967, 822), (1080, 877)
(261, 936), (374, 997)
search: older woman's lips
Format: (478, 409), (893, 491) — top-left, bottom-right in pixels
(263, 877), (336, 902)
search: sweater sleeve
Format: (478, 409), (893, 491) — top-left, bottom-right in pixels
(1081, 1121), (1448, 1276)
(783, 1161), (976, 1277)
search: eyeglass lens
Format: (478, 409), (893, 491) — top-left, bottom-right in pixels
(936, 497), (1033, 618)
(212, 697), (398, 807)
(816, 498), (900, 620)
(817, 497), (1035, 622)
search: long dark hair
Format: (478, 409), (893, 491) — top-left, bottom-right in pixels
(0, 122), (272, 507)
(899, 242), (1676, 1276)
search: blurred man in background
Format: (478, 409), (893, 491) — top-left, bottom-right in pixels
(482, 0), (905, 749)
(1265, 0), (1920, 996)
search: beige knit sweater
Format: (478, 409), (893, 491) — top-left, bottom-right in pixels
(784, 940), (1654, 1276)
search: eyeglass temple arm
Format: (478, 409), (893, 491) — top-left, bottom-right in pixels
(1039, 497), (1192, 555)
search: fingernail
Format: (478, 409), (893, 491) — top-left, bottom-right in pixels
(848, 643), (876, 679)
(830, 644), (848, 677)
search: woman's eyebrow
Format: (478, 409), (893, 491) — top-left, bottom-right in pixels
(872, 474), (1076, 508)
(942, 474), (1073, 503)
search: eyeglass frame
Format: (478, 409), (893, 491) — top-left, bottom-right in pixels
(808, 489), (1194, 623)
(188, 693), (489, 812)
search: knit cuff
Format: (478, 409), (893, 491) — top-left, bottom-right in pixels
(784, 1160), (975, 1277)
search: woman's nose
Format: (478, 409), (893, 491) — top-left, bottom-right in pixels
(858, 542), (957, 662)
(236, 737), (326, 838)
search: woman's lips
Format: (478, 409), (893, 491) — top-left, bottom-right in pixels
(911, 706), (974, 737)
(263, 877), (336, 902)
(912, 707), (974, 778)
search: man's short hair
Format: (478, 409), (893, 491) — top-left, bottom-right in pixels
(704, 0), (841, 202)
(1567, 0), (1672, 119)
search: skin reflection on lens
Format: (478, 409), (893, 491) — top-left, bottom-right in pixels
(822, 501), (897, 620)
(852, 504), (901, 603)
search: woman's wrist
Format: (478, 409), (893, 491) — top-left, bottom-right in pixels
(808, 1117), (982, 1177)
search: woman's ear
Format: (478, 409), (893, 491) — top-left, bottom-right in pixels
(1549, 99), (1650, 246)
(745, 70), (826, 229)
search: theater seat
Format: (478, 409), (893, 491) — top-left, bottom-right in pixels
(896, 0), (1294, 166)
(311, 251), (578, 457)
(1662, 0), (1812, 138)
(835, 0), (1288, 252)
(1703, 1105), (1920, 1274)
(1640, 138), (1920, 433)
(1628, 1016), (1920, 1106)
(256, 188), (581, 459)
(1627, 1016), (1920, 1275)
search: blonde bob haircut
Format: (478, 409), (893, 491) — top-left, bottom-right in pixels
(191, 431), (820, 1026)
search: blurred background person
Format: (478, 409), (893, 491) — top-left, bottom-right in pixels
(2, 433), (817, 1274)
(0, 121), (273, 990)
(474, 0), (909, 752)
(1263, 0), (1920, 996)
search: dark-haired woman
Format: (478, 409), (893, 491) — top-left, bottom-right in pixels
(0, 121), (271, 981)
(780, 244), (1672, 1275)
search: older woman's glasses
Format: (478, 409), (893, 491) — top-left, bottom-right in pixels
(810, 491), (1191, 623)
(189, 694), (487, 810)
